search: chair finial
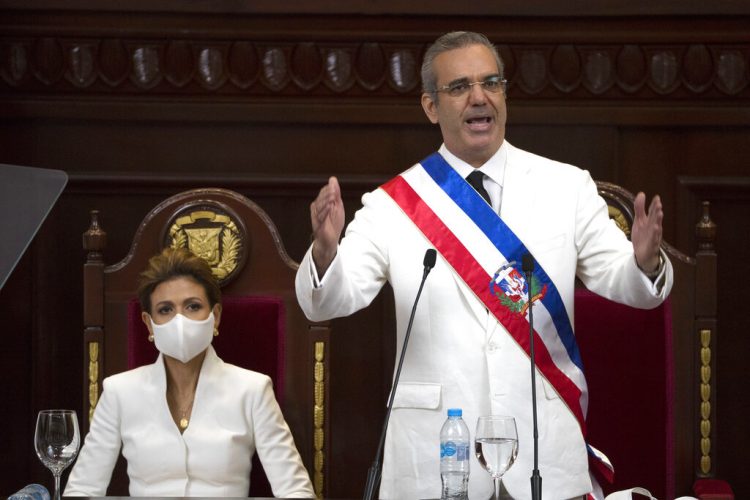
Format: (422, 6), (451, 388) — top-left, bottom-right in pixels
(696, 201), (717, 252)
(83, 210), (107, 261)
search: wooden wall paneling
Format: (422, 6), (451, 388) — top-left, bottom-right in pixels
(3, 0), (750, 16)
(0, 116), (443, 178)
(618, 126), (750, 245)
(506, 125), (621, 182)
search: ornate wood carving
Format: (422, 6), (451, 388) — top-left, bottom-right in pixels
(313, 340), (326, 498)
(3, 36), (748, 99)
(699, 328), (713, 474)
(88, 340), (99, 422)
(165, 205), (248, 286)
(694, 200), (719, 479)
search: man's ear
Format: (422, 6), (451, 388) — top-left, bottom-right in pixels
(421, 93), (439, 124)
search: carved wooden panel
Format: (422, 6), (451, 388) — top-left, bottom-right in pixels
(2, 37), (749, 100)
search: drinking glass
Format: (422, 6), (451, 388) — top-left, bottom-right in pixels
(474, 415), (518, 499)
(34, 410), (80, 500)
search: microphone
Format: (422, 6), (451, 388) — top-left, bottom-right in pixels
(423, 248), (437, 274)
(522, 253), (543, 500)
(363, 248), (437, 500)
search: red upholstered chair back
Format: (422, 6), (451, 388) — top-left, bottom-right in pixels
(82, 188), (330, 497)
(575, 289), (675, 499)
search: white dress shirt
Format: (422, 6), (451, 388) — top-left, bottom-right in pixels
(441, 142), (506, 214)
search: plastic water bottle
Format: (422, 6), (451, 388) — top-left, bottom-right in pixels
(440, 408), (470, 499)
(8, 484), (50, 500)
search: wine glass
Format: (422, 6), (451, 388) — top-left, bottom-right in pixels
(34, 410), (81, 500)
(475, 415), (518, 500)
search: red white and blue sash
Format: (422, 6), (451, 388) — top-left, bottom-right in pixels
(381, 152), (614, 483)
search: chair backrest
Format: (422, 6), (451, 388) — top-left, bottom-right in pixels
(576, 181), (720, 498)
(576, 289), (675, 498)
(82, 188), (330, 497)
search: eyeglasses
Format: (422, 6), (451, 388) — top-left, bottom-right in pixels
(432, 76), (508, 97)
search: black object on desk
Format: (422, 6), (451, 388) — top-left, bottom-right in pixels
(0, 164), (67, 290)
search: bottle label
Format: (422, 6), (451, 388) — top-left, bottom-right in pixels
(441, 441), (457, 458)
(441, 441), (469, 460)
(456, 442), (469, 461)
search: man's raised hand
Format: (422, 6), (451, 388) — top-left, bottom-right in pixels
(631, 192), (663, 274)
(310, 176), (345, 275)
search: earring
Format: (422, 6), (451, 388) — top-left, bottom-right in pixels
(213, 327), (219, 337)
(148, 334), (154, 342)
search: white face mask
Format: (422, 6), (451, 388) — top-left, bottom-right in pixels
(150, 312), (215, 363)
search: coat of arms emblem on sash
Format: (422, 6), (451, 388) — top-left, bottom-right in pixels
(490, 262), (548, 315)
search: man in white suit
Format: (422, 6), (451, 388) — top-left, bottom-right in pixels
(295, 31), (672, 499)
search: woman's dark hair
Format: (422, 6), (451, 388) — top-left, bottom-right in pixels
(137, 247), (221, 314)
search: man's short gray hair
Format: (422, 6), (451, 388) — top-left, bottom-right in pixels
(421, 31), (505, 95)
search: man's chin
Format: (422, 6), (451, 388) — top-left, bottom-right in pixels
(463, 135), (501, 154)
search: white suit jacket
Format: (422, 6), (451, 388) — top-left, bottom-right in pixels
(64, 345), (314, 498)
(296, 142), (673, 500)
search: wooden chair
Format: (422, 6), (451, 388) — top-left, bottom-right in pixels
(575, 182), (731, 499)
(82, 188), (330, 497)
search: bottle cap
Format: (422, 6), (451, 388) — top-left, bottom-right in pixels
(447, 408), (462, 417)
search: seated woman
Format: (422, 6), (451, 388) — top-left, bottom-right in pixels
(65, 247), (315, 497)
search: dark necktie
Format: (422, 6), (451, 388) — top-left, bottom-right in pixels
(466, 170), (491, 205)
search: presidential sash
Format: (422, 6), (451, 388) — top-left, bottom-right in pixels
(381, 152), (614, 483)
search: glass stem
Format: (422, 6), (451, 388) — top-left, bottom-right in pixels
(494, 478), (501, 499)
(54, 473), (61, 500)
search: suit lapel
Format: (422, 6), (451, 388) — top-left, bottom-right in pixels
(499, 142), (533, 233)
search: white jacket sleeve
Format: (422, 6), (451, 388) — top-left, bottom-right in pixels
(63, 378), (122, 496)
(251, 377), (315, 498)
(295, 190), (391, 322)
(574, 169), (673, 307)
